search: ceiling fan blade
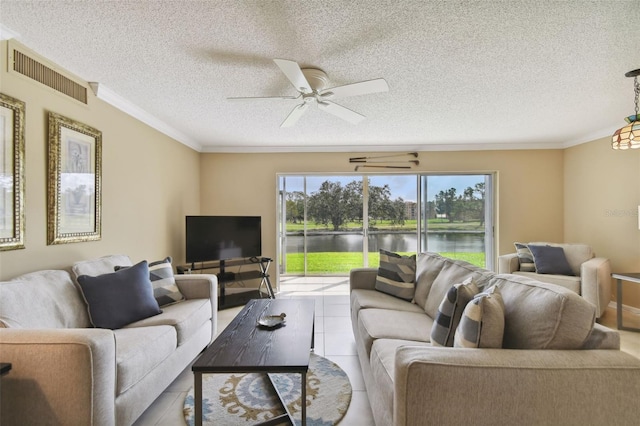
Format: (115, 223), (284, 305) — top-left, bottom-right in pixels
(273, 59), (313, 94)
(317, 101), (365, 124)
(227, 95), (299, 101)
(281, 103), (310, 127)
(320, 78), (389, 99)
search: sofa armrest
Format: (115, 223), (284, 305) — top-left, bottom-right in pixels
(0, 328), (116, 425)
(349, 268), (378, 291)
(497, 252), (519, 273)
(580, 257), (611, 318)
(175, 274), (218, 339)
(394, 345), (640, 426)
(175, 273), (217, 299)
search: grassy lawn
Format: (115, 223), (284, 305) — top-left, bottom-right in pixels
(283, 251), (485, 274)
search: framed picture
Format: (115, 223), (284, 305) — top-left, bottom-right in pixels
(0, 93), (26, 251)
(47, 112), (102, 244)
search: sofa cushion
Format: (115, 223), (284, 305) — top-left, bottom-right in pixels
(414, 253), (448, 310)
(454, 286), (505, 348)
(430, 277), (480, 347)
(423, 258), (494, 320)
(124, 298), (211, 346)
(357, 309), (432, 358)
(77, 261), (162, 329)
(114, 325), (177, 394)
(1, 270), (90, 328)
(513, 271), (581, 294)
(514, 242), (536, 272)
(71, 254), (133, 282)
(490, 274), (595, 349)
(375, 249), (416, 301)
(351, 289), (424, 315)
(528, 245), (574, 276)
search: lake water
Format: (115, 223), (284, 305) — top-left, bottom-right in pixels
(285, 232), (485, 253)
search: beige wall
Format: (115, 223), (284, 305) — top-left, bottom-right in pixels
(199, 150), (566, 272)
(564, 137), (640, 307)
(0, 41), (201, 279)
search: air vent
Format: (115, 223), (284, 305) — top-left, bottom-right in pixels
(9, 40), (88, 104)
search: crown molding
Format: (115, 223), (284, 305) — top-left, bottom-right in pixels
(199, 141), (569, 153)
(89, 82), (203, 152)
(0, 24), (20, 40)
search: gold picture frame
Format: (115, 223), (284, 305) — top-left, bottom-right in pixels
(0, 93), (26, 251)
(47, 112), (102, 244)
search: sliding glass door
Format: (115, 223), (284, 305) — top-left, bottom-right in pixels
(277, 173), (494, 276)
(420, 175), (493, 267)
(365, 175), (418, 266)
(279, 175), (365, 275)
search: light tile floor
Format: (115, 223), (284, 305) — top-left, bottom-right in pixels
(133, 277), (640, 426)
(133, 276), (375, 425)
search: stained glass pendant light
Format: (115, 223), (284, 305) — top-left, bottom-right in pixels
(612, 69), (640, 150)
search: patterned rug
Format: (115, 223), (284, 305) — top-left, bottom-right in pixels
(183, 353), (352, 425)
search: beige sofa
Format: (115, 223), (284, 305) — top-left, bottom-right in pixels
(0, 255), (217, 426)
(350, 252), (640, 426)
(498, 242), (611, 318)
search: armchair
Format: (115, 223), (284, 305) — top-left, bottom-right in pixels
(498, 242), (611, 318)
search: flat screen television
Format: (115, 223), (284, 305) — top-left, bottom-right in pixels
(186, 216), (262, 263)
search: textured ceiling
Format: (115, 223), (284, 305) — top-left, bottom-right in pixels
(2, 0), (639, 153)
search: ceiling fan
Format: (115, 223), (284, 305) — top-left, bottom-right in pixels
(228, 59), (389, 127)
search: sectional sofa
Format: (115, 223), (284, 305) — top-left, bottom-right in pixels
(350, 252), (640, 426)
(0, 254), (217, 426)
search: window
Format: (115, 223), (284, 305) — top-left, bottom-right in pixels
(277, 173), (494, 277)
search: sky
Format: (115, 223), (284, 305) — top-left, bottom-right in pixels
(281, 174), (486, 202)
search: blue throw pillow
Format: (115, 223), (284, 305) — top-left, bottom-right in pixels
(77, 260), (162, 329)
(115, 257), (185, 307)
(528, 245), (575, 276)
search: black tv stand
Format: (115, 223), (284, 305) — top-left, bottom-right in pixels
(177, 257), (275, 309)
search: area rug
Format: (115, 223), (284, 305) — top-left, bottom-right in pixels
(183, 353), (352, 425)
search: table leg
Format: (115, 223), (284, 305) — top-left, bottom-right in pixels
(301, 370), (307, 426)
(195, 372), (203, 426)
(264, 373), (295, 426)
(616, 277), (640, 332)
(617, 278), (623, 330)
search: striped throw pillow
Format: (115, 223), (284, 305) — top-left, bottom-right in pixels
(431, 277), (480, 347)
(454, 285), (505, 348)
(375, 249), (416, 301)
(514, 242), (536, 272)
(148, 257), (185, 307)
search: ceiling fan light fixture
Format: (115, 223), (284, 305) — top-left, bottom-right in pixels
(612, 68), (640, 150)
(231, 59), (388, 127)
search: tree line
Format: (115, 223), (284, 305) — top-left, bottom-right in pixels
(286, 180), (486, 231)
(433, 182), (485, 225)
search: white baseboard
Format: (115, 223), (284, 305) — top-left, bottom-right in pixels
(608, 301), (640, 316)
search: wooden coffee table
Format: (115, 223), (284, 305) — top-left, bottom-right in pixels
(192, 298), (315, 426)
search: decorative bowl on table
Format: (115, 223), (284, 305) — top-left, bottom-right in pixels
(257, 312), (286, 328)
